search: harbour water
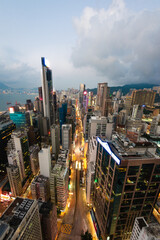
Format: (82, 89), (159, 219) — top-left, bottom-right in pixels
(0, 93), (38, 111)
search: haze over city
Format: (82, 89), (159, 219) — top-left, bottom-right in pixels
(0, 0), (160, 89)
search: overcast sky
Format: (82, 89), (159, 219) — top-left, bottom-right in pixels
(0, 0), (160, 89)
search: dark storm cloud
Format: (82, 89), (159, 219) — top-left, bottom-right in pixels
(71, 0), (160, 86)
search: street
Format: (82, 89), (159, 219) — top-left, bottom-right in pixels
(58, 107), (97, 240)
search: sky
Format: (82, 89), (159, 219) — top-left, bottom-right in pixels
(0, 0), (160, 89)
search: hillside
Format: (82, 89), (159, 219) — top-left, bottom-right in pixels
(87, 83), (158, 95)
(0, 82), (10, 90)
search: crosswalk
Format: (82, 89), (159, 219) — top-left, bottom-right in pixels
(61, 224), (72, 235)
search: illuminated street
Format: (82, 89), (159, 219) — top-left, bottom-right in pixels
(58, 106), (97, 240)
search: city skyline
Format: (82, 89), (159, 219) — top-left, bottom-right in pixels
(0, 0), (160, 89)
(0, 80), (160, 239)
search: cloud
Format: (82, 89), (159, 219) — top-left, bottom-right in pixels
(0, 53), (40, 88)
(71, 0), (160, 86)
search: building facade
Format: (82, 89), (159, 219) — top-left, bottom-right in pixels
(50, 164), (68, 210)
(62, 124), (72, 151)
(29, 144), (40, 175)
(7, 165), (22, 197)
(88, 116), (113, 140)
(86, 136), (97, 204)
(0, 117), (15, 176)
(131, 217), (160, 240)
(93, 135), (160, 239)
(51, 124), (60, 158)
(38, 145), (51, 178)
(131, 90), (156, 107)
(41, 57), (54, 126)
(31, 175), (50, 202)
(39, 201), (57, 240)
(0, 197), (42, 239)
(97, 82), (110, 116)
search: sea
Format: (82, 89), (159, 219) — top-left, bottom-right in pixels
(0, 93), (38, 112)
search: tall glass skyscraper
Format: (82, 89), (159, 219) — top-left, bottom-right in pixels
(41, 57), (54, 126)
(93, 135), (160, 239)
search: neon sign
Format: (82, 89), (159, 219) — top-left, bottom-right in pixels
(97, 137), (121, 165)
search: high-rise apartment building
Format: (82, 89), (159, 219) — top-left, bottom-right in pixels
(7, 149), (25, 182)
(150, 114), (160, 136)
(93, 134), (160, 239)
(7, 130), (31, 180)
(39, 201), (57, 240)
(131, 105), (143, 120)
(130, 217), (160, 240)
(97, 82), (110, 116)
(86, 136), (97, 204)
(6, 165), (22, 197)
(0, 197), (42, 239)
(88, 116), (113, 140)
(88, 91), (93, 106)
(83, 106), (94, 141)
(29, 144), (40, 175)
(62, 124), (72, 151)
(50, 164), (68, 210)
(53, 91), (57, 124)
(51, 124), (60, 158)
(0, 116), (15, 176)
(80, 84), (85, 92)
(41, 57), (54, 126)
(79, 83), (85, 106)
(57, 149), (69, 168)
(38, 145), (51, 178)
(31, 175), (50, 202)
(131, 89), (156, 107)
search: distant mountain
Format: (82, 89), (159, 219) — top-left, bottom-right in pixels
(87, 83), (158, 95)
(0, 82), (10, 90)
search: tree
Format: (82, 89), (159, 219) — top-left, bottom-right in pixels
(81, 230), (93, 240)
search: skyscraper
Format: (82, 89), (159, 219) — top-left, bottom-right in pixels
(39, 201), (58, 240)
(41, 57), (54, 126)
(29, 144), (40, 175)
(50, 164), (68, 210)
(8, 130), (31, 179)
(131, 89), (156, 107)
(93, 135), (160, 239)
(62, 124), (72, 151)
(0, 197), (42, 239)
(97, 82), (110, 116)
(0, 116), (16, 176)
(51, 124), (60, 158)
(88, 116), (113, 140)
(131, 217), (160, 240)
(6, 165), (22, 197)
(38, 145), (51, 178)
(31, 175), (50, 202)
(79, 83), (85, 107)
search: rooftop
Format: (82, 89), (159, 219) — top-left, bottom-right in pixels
(0, 197), (34, 232)
(32, 175), (49, 184)
(39, 201), (54, 215)
(98, 133), (160, 164)
(0, 221), (10, 238)
(52, 164), (68, 178)
(0, 120), (14, 131)
(136, 217), (148, 230)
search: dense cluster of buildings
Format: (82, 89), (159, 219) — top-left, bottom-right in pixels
(82, 83), (160, 239)
(0, 56), (160, 239)
(0, 58), (75, 239)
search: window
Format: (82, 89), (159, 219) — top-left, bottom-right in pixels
(128, 166), (139, 176)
